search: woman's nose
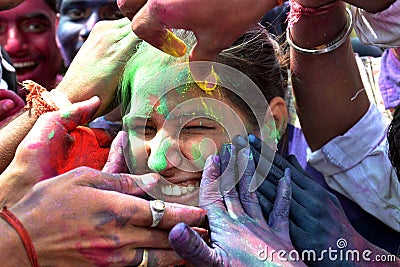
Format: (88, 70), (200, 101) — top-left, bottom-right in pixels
(146, 133), (182, 173)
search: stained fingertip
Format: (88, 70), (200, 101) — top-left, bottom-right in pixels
(169, 222), (190, 244)
(159, 30), (187, 57)
(248, 133), (258, 145)
(284, 168), (291, 183)
(169, 223), (211, 266)
(232, 135), (248, 149)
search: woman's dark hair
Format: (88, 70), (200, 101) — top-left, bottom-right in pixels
(387, 105), (400, 181)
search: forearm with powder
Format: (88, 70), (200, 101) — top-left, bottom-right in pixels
(289, 1), (369, 150)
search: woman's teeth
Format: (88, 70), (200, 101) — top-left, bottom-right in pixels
(161, 181), (200, 196)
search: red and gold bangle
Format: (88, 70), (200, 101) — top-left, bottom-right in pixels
(0, 207), (39, 267)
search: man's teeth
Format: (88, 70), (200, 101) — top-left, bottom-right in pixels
(13, 61), (36, 68)
(161, 181), (200, 196)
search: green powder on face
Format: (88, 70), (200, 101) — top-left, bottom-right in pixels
(61, 111), (71, 119)
(147, 139), (172, 172)
(156, 97), (170, 116)
(191, 143), (206, 168)
(48, 130), (55, 140)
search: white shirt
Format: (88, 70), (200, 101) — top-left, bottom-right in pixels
(352, 1), (400, 48)
(308, 104), (400, 231)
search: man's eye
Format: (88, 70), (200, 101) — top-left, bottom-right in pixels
(65, 9), (86, 20)
(23, 22), (48, 33)
(22, 20), (51, 33)
(102, 10), (124, 20)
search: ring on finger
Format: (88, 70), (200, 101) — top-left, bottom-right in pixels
(149, 199), (166, 227)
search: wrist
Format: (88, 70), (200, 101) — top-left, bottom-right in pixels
(0, 215), (31, 266)
(293, 0), (337, 8)
(289, 1), (347, 50)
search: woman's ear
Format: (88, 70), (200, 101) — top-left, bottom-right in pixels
(268, 96), (288, 137)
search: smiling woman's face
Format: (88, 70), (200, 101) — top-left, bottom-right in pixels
(123, 70), (257, 205)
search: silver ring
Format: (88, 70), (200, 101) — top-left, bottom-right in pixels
(138, 249), (148, 267)
(149, 200), (165, 227)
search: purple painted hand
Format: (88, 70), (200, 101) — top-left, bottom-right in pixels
(102, 131), (129, 174)
(169, 145), (304, 266)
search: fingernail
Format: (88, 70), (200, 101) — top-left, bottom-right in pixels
(236, 135), (248, 147)
(248, 134), (256, 143)
(3, 100), (15, 110)
(213, 155), (220, 164)
(284, 168), (291, 182)
(142, 174), (159, 185)
(159, 30), (187, 57)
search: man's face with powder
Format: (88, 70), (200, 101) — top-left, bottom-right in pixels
(56, 0), (124, 66)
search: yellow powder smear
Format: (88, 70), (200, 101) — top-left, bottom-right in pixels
(195, 65), (220, 93)
(159, 30), (187, 57)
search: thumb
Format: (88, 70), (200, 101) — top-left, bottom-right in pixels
(74, 168), (159, 196)
(131, 5), (186, 57)
(117, 0), (146, 20)
(102, 131), (128, 173)
(169, 222), (217, 266)
(48, 96), (101, 131)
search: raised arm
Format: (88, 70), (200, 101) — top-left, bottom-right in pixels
(289, 1), (369, 150)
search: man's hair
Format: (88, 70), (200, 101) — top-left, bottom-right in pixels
(44, 0), (57, 13)
(387, 105), (400, 181)
(119, 24), (288, 119)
